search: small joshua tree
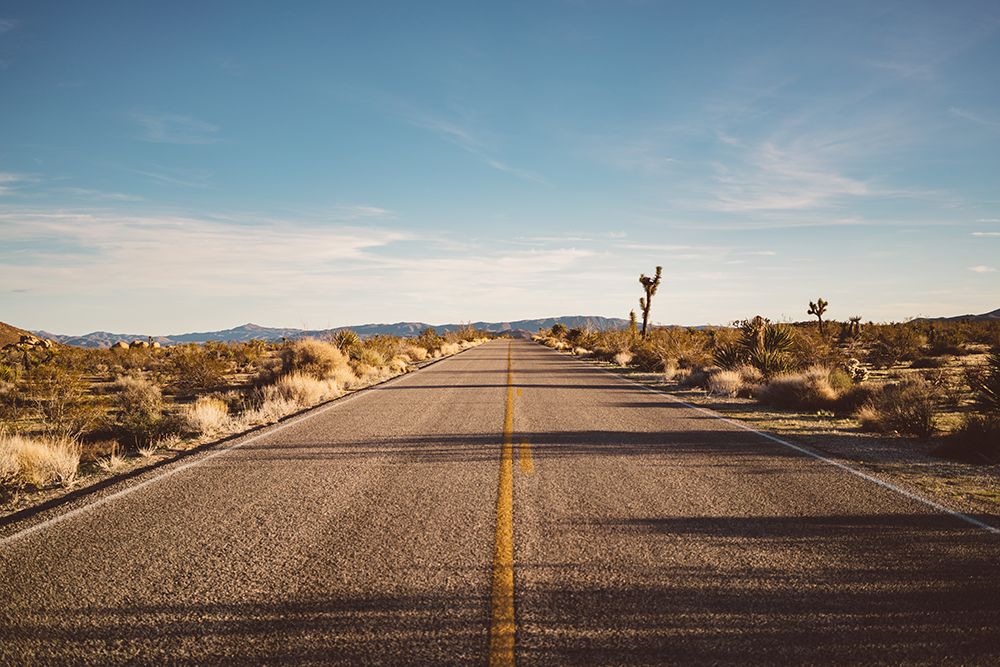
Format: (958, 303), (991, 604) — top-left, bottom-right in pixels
(848, 315), (863, 337)
(638, 266), (663, 339)
(628, 310), (638, 338)
(808, 297), (829, 335)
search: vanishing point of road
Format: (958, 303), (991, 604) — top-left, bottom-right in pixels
(2, 339), (999, 665)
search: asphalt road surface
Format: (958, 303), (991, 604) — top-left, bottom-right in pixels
(2, 339), (999, 665)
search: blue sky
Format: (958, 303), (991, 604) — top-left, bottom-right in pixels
(1, 1), (998, 334)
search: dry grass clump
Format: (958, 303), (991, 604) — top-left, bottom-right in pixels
(183, 396), (230, 436)
(758, 366), (839, 410)
(405, 345), (428, 361)
(357, 348), (386, 368)
(613, 351), (634, 367)
(572, 347), (591, 356)
(439, 342), (462, 356)
(265, 372), (341, 407)
(707, 370), (744, 397)
(388, 356), (410, 373)
(854, 377), (937, 438)
(281, 339), (349, 379)
(0, 432), (80, 488)
(735, 364), (764, 385)
(96, 447), (127, 473)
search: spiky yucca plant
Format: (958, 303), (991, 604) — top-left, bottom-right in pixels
(715, 316), (795, 377)
(333, 329), (361, 352)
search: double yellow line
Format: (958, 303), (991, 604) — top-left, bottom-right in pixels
(489, 342), (531, 666)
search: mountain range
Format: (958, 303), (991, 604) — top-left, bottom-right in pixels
(33, 316), (630, 348)
(23, 308), (1000, 348)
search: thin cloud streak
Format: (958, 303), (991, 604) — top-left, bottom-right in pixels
(132, 112), (221, 144)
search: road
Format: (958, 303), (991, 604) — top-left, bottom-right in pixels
(2, 339), (999, 665)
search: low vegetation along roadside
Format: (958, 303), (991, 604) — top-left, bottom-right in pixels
(0, 326), (489, 509)
(536, 315), (1000, 462)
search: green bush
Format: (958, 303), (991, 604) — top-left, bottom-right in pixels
(111, 376), (164, 448)
(169, 345), (230, 394)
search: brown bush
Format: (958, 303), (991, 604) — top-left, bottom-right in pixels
(758, 366), (839, 410)
(169, 345), (230, 394)
(854, 377), (938, 438)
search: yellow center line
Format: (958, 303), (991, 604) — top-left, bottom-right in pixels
(489, 342), (516, 667)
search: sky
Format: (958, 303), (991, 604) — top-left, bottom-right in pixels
(1, 1), (999, 335)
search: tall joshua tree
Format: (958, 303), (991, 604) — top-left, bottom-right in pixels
(638, 266), (662, 339)
(808, 297), (829, 335)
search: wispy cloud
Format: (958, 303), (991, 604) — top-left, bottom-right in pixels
(976, 218), (1000, 223)
(969, 265), (997, 273)
(706, 141), (872, 212)
(59, 187), (144, 202)
(950, 107), (1000, 131)
(0, 18), (19, 33)
(132, 112), (220, 144)
(0, 172), (27, 195)
(404, 111), (546, 184)
(128, 165), (213, 188)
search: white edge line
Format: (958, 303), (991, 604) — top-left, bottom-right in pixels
(0, 345), (483, 549)
(555, 347), (1000, 535)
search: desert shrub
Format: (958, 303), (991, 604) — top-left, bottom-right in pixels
(231, 339), (269, 372)
(867, 325), (925, 368)
(630, 344), (666, 371)
(758, 366), (839, 410)
(681, 366), (720, 390)
(790, 326), (844, 368)
(707, 370), (743, 397)
(827, 367), (854, 394)
(834, 383), (881, 414)
(265, 373), (340, 407)
(0, 432), (80, 489)
(416, 328), (444, 353)
(169, 345), (230, 394)
(0, 364), (15, 383)
(439, 342), (461, 356)
(111, 376), (164, 448)
(183, 396), (230, 435)
(910, 356), (946, 369)
(572, 346), (590, 356)
(357, 347), (386, 368)
(24, 363), (99, 437)
(735, 364), (765, 385)
(550, 323), (568, 338)
(966, 349), (1000, 415)
(855, 377), (937, 438)
(643, 327), (713, 369)
(405, 345), (428, 362)
(613, 351), (634, 367)
(935, 415), (1000, 463)
(926, 326), (966, 356)
(388, 356), (409, 373)
(281, 338), (348, 380)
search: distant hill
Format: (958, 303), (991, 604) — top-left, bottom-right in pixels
(34, 315), (630, 348)
(913, 308), (1000, 323)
